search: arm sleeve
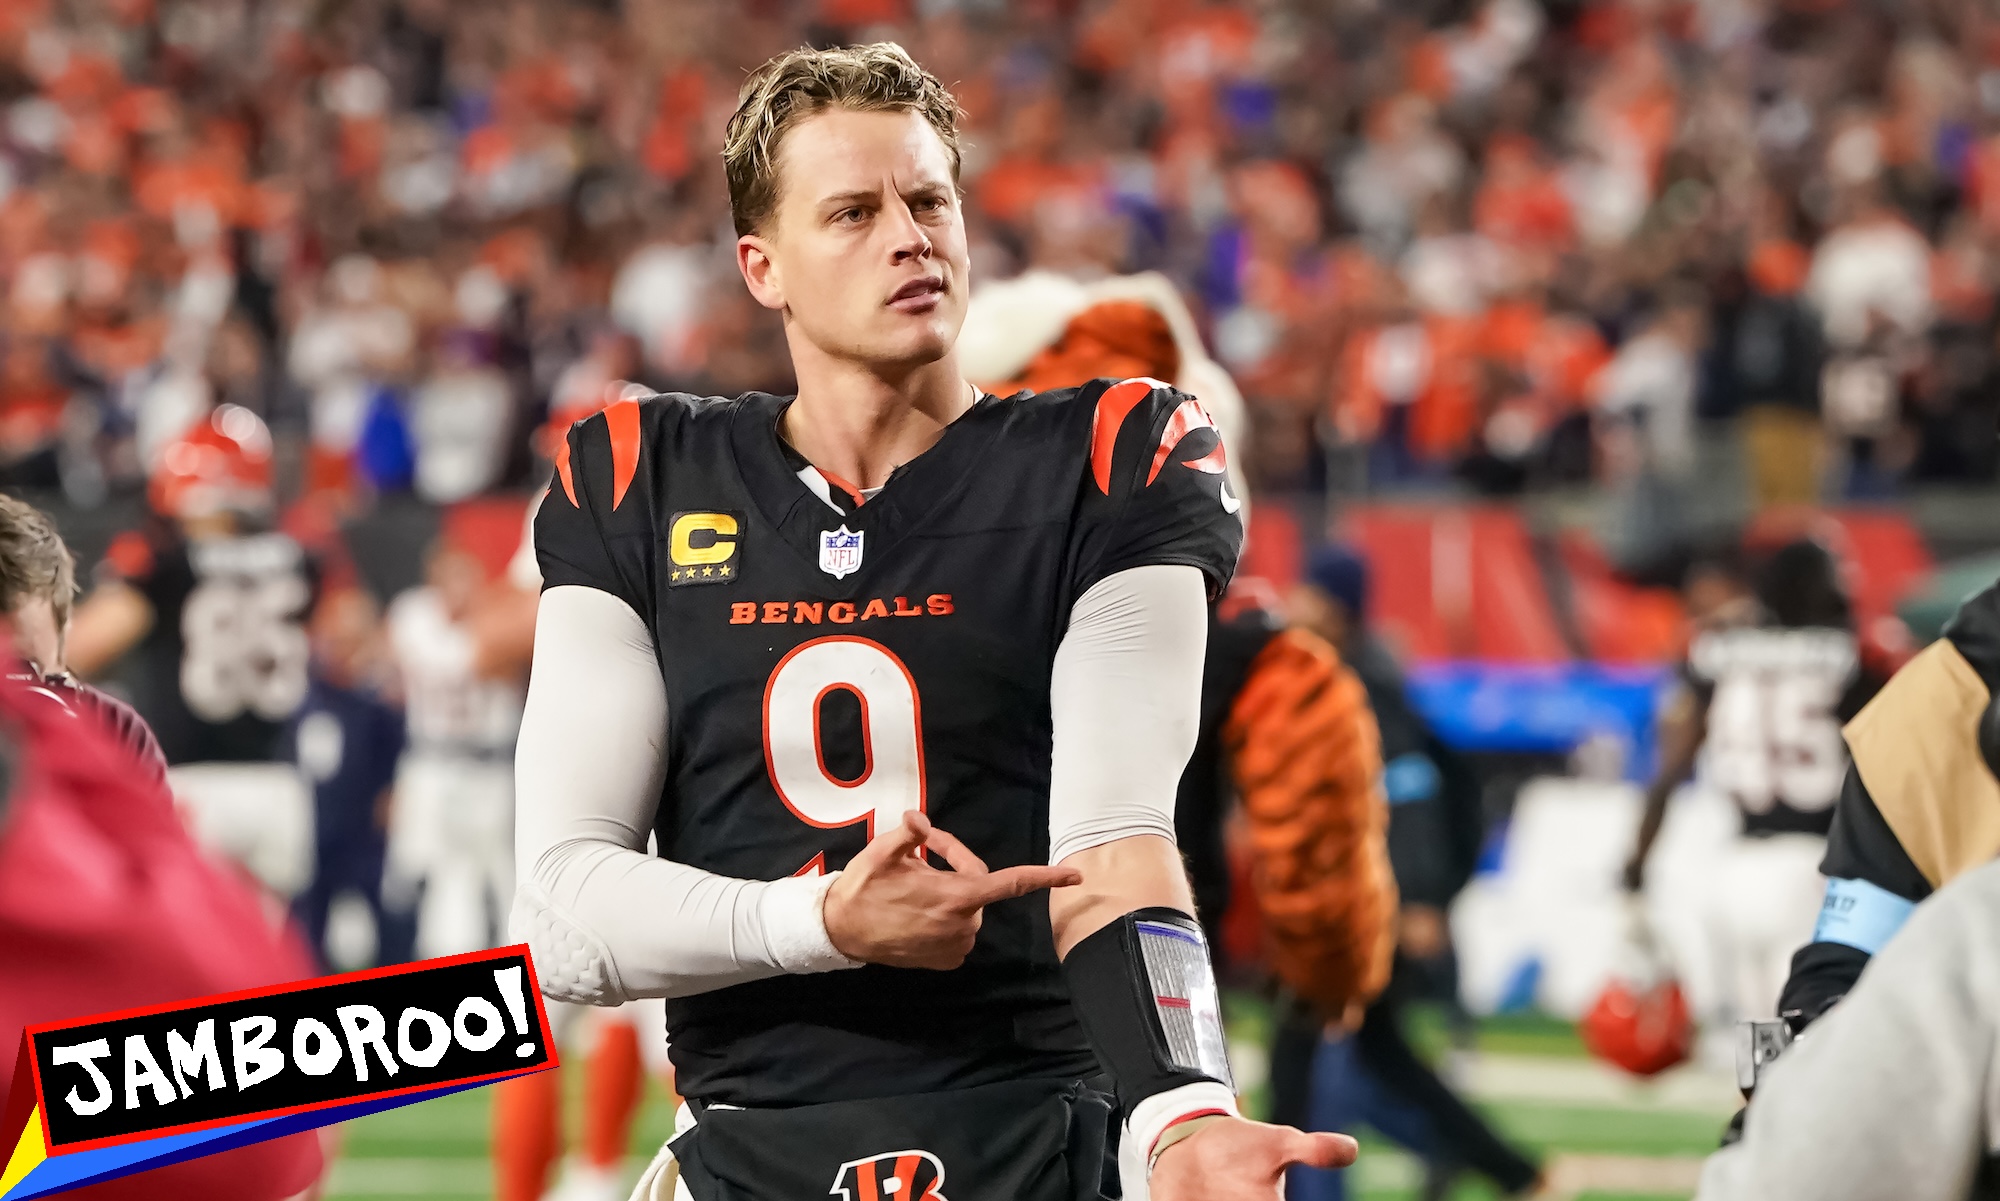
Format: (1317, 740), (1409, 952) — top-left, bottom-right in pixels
(1699, 859), (2000, 1201)
(511, 585), (860, 1005)
(1047, 564), (1209, 866)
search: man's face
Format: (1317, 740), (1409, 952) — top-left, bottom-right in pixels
(310, 589), (379, 683)
(1286, 583), (1352, 650)
(738, 107), (969, 371)
(428, 547), (485, 621)
(10, 596), (62, 675)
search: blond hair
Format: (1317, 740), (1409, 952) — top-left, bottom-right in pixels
(0, 494), (76, 628)
(724, 42), (964, 237)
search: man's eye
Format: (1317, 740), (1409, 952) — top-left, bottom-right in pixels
(838, 208), (868, 223)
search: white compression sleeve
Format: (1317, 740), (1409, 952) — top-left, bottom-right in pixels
(511, 585), (860, 1004)
(1047, 564), (1210, 866)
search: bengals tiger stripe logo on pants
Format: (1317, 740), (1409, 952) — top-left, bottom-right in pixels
(830, 1149), (948, 1200)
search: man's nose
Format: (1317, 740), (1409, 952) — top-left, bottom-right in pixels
(886, 202), (932, 263)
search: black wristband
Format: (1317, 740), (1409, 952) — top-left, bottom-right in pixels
(1060, 907), (1234, 1110)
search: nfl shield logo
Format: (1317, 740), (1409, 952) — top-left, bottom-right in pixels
(819, 525), (865, 579)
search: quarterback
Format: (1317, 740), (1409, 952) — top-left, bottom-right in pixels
(513, 41), (1354, 1201)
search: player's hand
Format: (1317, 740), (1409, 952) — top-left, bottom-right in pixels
(1621, 855), (1645, 893)
(1398, 903), (1447, 959)
(822, 811), (1082, 970)
(1148, 1115), (1358, 1200)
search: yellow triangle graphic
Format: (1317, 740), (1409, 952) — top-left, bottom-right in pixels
(0, 1104), (46, 1196)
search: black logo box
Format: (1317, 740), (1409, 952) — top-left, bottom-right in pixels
(30, 946), (555, 1152)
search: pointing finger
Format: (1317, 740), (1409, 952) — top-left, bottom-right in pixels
(962, 864), (1084, 908)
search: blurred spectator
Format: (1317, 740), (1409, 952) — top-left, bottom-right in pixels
(386, 540), (525, 960)
(0, 491), (165, 780)
(289, 256), (418, 498)
(289, 587), (415, 971)
(1278, 543), (1537, 1201)
(0, 0), (1997, 521)
(1806, 187), (1933, 352)
(1707, 242), (1826, 508)
(1595, 292), (1707, 570)
(412, 329), (515, 503)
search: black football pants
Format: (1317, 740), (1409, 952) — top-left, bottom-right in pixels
(670, 1076), (1119, 1201)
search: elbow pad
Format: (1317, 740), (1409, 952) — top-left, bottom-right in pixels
(511, 881), (629, 1007)
(1061, 908), (1238, 1164)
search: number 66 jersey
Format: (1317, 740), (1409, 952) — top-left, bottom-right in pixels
(533, 380), (1242, 1107)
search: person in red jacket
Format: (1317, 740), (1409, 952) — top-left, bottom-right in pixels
(0, 637), (324, 1200)
(0, 493), (166, 781)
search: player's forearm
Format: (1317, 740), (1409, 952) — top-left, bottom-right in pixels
(1051, 834), (1195, 958)
(1044, 564), (1240, 1168)
(513, 586), (857, 1004)
(1630, 696), (1704, 870)
(63, 583), (153, 678)
(517, 836), (849, 1000)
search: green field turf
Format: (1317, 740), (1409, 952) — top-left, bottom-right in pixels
(321, 1007), (1726, 1201)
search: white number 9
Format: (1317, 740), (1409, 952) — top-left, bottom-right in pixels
(762, 636), (926, 839)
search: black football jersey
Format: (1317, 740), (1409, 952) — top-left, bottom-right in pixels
(1687, 622), (1876, 837)
(98, 524), (315, 765)
(534, 379), (1243, 1107)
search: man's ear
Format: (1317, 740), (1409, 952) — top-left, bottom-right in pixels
(738, 234), (785, 312)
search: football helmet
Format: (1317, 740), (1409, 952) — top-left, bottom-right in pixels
(149, 404), (274, 520)
(1581, 975), (1694, 1077)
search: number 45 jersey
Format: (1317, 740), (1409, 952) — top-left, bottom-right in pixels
(534, 380), (1243, 1107)
(1688, 621), (1879, 836)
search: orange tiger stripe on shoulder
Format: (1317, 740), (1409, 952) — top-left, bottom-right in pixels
(1089, 377), (1170, 494)
(605, 397), (642, 510)
(553, 432), (578, 507)
(1147, 397), (1225, 485)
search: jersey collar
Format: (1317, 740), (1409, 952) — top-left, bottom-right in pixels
(730, 390), (1000, 591)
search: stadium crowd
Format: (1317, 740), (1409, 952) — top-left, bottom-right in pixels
(1, 0), (1997, 522)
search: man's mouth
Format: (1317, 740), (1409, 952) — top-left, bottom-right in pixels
(888, 277), (946, 304)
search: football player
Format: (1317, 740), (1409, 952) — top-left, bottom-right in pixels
(1624, 539), (1884, 1028)
(514, 41), (1354, 1201)
(67, 404), (317, 897)
(386, 540), (526, 959)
